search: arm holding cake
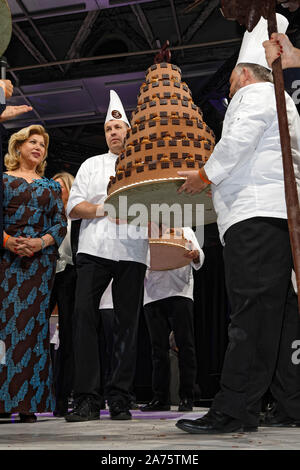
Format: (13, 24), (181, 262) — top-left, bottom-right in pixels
(183, 228), (205, 267)
(177, 167), (210, 195)
(68, 200), (106, 219)
(178, 65), (272, 194)
(67, 162), (106, 220)
(184, 245), (200, 264)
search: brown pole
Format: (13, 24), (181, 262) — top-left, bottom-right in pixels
(268, 5), (300, 313)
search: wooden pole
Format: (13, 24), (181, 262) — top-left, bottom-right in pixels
(268, 6), (300, 313)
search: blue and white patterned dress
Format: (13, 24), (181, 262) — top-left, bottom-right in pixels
(0, 174), (67, 413)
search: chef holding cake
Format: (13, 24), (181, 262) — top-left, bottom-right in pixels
(65, 91), (148, 422)
(141, 226), (204, 413)
(176, 15), (300, 433)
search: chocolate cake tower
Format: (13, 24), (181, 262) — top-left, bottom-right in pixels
(107, 62), (215, 197)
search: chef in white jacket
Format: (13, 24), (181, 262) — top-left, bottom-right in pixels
(66, 91), (148, 422)
(140, 227), (204, 413)
(177, 15), (300, 433)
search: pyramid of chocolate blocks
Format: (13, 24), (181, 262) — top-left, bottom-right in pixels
(107, 62), (215, 205)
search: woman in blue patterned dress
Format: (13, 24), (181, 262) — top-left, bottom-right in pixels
(0, 125), (67, 423)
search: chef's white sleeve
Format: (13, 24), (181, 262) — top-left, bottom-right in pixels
(204, 87), (275, 186)
(183, 227), (205, 270)
(66, 160), (91, 217)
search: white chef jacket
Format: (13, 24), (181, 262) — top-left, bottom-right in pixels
(66, 151), (149, 265)
(56, 218), (73, 273)
(143, 227), (204, 305)
(204, 82), (300, 245)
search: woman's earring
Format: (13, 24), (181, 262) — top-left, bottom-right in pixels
(16, 150), (20, 156)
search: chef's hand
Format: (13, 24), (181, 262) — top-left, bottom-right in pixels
(177, 170), (209, 195)
(184, 241), (200, 264)
(96, 204), (107, 218)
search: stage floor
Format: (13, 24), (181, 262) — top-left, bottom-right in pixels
(0, 407), (299, 451)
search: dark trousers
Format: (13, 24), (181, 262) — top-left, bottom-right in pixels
(98, 308), (114, 399)
(49, 264), (77, 405)
(99, 308), (136, 404)
(212, 217), (300, 426)
(144, 296), (197, 403)
(73, 253), (146, 407)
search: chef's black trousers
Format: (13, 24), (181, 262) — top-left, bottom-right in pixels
(212, 217), (300, 426)
(98, 308), (115, 399)
(144, 296), (196, 403)
(73, 253), (146, 408)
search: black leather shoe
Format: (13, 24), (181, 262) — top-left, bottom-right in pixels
(176, 409), (257, 434)
(262, 411), (300, 427)
(178, 399), (193, 412)
(65, 397), (100, 422)
(0, 413), (11, 419)
(140, 400), (170, 412)
(109, 402), (132, 420)
(19, 413), (37, 423)
(129, 401), (139, 410)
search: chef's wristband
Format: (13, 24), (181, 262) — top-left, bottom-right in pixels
(198, 170), (211, 185)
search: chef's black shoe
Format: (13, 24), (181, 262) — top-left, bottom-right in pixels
(109, 401), (132, 420)
(261, 408), (300, 427)
(65, 397), (100, 422)
(176, 409), (257, 434)
(178, 399), (193, 412)
(140, 399), (170, 412)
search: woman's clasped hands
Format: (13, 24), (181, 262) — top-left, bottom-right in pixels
(6, 236), (44, 257)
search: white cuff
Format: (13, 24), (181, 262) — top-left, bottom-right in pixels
(204, 158), (230, 186)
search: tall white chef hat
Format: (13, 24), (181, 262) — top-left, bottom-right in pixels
(105, 89), (130, 127)
(237, 13), (289, 70)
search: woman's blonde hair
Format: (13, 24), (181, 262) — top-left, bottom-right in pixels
(4, 124), (49, 176)
(52, 171), (75, 195)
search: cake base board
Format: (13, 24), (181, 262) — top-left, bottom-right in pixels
(150, 242), (191, 271)
(105, 178), (217, 227)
